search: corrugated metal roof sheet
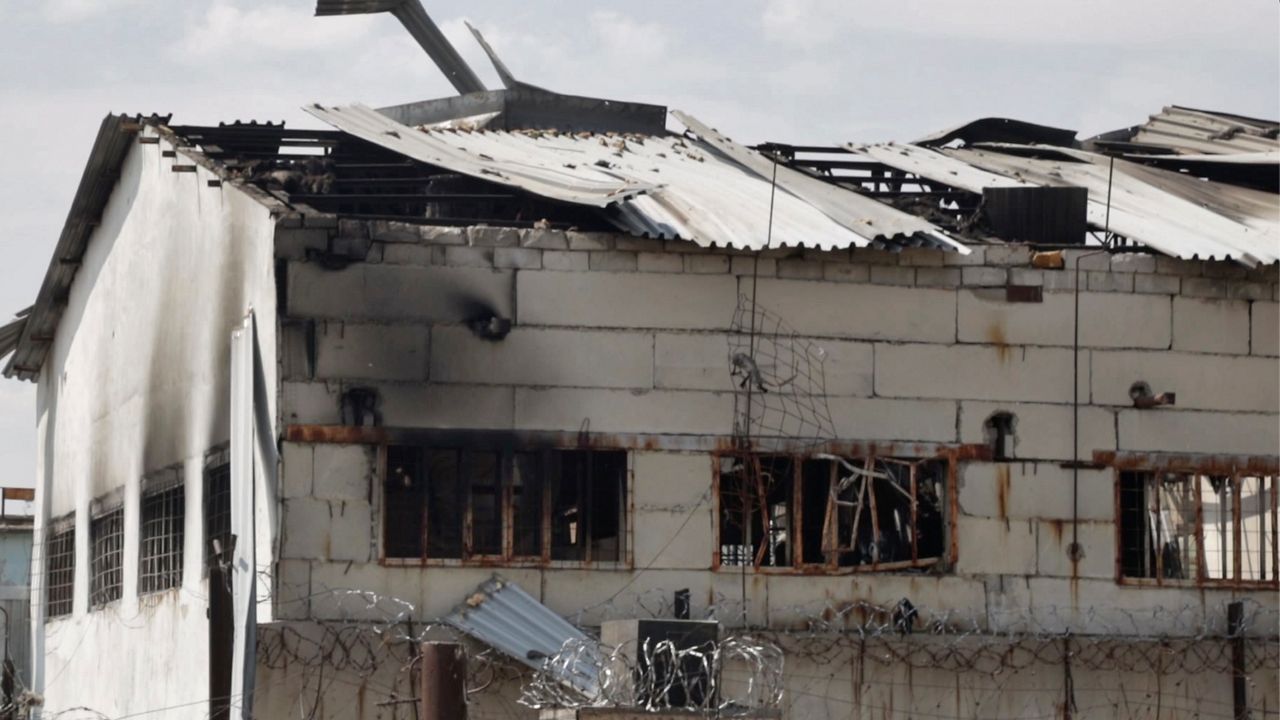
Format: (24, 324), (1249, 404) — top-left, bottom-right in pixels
(0, 308), (30, 363)
(306, 103), (963, 252)
(947, 147), (1278, 265)
(1111, 106), (1280, 156)
(444, 575), (602, 696)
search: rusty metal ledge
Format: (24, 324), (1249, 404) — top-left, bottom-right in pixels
(1094, 451), (1280, 475)
(284, 425), (992, 459)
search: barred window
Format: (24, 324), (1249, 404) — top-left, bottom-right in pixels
(140, 484), (185, 594)
(204, 451), (232, 570)
(90, 508), (124, 608)
(45, 519), (76, 618)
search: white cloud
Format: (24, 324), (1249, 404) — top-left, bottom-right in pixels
(177, 0), (378, 60)
(43, 0), (151, 23)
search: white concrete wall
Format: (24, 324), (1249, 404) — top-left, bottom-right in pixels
(30, 128), (278, 718)
(267, 222), (1279, 719)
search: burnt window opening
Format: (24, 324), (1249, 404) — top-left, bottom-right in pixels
(45, 518), (76, 618)
(204, 451), (232, 571)
(90, 508), (124, 608)
(140, 483), (186, 595)
(384, 445), (627, 564)
(1120, 471), (1278, 586)
(984, 412), (1017, 461)
(718, 454), (948, 571)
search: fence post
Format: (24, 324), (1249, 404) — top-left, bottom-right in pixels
(1229, 601), (1247, 720)
(420, 642), (467, 720)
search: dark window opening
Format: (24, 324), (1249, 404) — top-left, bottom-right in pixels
(1120, 471), (1277, 586)
(90, 508), (124, 608)
(204, 454), (232, 571)
(45, 520), (76, 618)
(984, 412), (1016, 461)
(384, 445), (627, 564)
(719, 454), (948, 572)
(140, 484), (186, 594)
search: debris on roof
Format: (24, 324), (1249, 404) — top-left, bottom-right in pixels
(1088, 105), (1280, 157)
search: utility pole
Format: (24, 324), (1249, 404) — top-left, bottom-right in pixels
(420, 642), (468, 720)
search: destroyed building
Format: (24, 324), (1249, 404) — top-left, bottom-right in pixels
(0, 2), (1278, 719)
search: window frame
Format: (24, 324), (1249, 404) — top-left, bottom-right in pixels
(89, 503), (125, 609)
(713, 450), (955, 575)
(44, 513), (76, 619)
(378, 441), (632, 569)
(139, 466), (186, 596)
(204, 446), (232, 573)
(1116, 467), (1279, 589)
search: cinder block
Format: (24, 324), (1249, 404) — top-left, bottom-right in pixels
(1064, 250), (1111, 272)
(282, 382), (342, 425)
(431, 326), (654, 389)
(274, 228), (330, 260)
(1182, 277), (1228, 299)
(367, 221), (417, 243)
(869, 266), (914, 286)
(638, 252), (684, 273)
(877, 344), (1077, 403)
(1229, 282), (1272, 301)
(566, 231), (613, 251)
(381, 243), (438, 266)
(1087, 271), (1133, 293)
(419, 226), (467, 245)
(1036, 520), (1113, 579)
(827, 397), (958, 442)
(777, 259), (824, 280)
(915, 267), (961, 288)
(954, 517), (1037, 576)
(1253, 301), (1279, 356)
(494, 247), (542, 270)
(685, 254), (731, 274)
(519, 229), (568, 250)
(282, 442), (314, 499)
(730, 255), (776, 277)
(753, 280), (957, 342)
(1118, 409), (1279, 455)
(444, 246), (495, 268)
(898, 248), (946, 267)
(588, 251), (638, 272)
(283, 498), (371, 562)
(614, 237), (663, 253)
(1092, 350), (1278, 412)
(1041, 270), (1077, 291)
(962, 267), (1007, 287)
(942, 246), (986, 266)
(1203, 261), (1248, 279)
(518, 271), (737, 330)
(632, 452), (715, 570)
(959, 462), (1112, 521)
(287, 263), (363, 319)
(849, 249), (898, 266)
(957, 290), (1171, 349)
(313, 445), (374, 501)
(1109, 254), (1157, 273)
(274, 560), (312, 620)
(314, 323), (429, 381)
(466, 227), (519, 247)
(1155, 256), (1202, 276)
(1172, 297), (1249, 355)
(985, 245), (1033, 267)
(823, 263), (870, 283)
(378, 383), (515, 429)
(958, 401), (1115, 461)
(654, 333), (872, 395)
(543, 250), (589, 271)
(514, 388), (734, 435)
(1007, 268), (1044, 287)
(363, 265), (514, 323)
(1133, 274), (1180, 295)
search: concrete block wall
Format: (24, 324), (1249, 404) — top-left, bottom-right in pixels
(272, 221), (1279, 646)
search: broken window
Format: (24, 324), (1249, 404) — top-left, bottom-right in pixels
(90, 507), (124, 608)
(718, 453), (948, 571)
(204, 449), (232, 570)
(384, 444), (627, 564)
(1120, 471), (1278, 586)
(140, 482), (185, 594)
(45, 516), (76, 618)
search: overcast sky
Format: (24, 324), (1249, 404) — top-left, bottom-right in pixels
(1, 0), (1277, 489)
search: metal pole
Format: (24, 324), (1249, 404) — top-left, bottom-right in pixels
(420, 642), (468, 720)
(1229, 601), (1248, 720)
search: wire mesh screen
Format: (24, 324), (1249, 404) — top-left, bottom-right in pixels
(45, 524), (75, 618)
(140, 485), (185, 594)
(204, 460), (232, 570)
(729, 294), (836, 445)
(90, 509), (123, 607)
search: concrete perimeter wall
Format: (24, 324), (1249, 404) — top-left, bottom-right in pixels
(265, 220), (1279, 719)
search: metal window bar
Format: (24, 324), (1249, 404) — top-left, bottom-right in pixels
(45, 525), (76, 618)
(140, 485), (185, 594)
(90, 509), (124, 608)
(204, 461), (232, 571)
